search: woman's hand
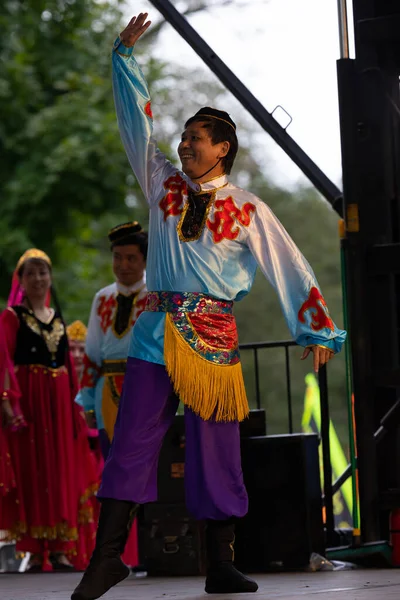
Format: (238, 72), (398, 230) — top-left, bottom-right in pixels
(1, 398), (14, 426)
(1, 397), (25, 430)
(120, 13), (152, 48)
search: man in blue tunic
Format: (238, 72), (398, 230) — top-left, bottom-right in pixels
(72, 13), (346, 600)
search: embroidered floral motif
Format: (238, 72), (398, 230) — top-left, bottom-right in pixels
(298, 287), (335, 332)
(133, 296), (147, 325)
(159, 173), (187, 221)
(97, 295), (117, 334)
(190, 313), (237, 349)
(145, 291), (233, 315)
(22, 313), (65, 357)
(97, 289), (146, 337)
(81, 355), (101, 389)
(144, 291), (239, 365)
(170, 313), (240, 365)
(144, 101), (153, 119)
(206, 196), (256, 243)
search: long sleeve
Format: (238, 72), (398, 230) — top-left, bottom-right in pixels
(0, 308), (24, 423)
(0, 310), (20, 494)
(246, 201), (346, 353)
(75, 295), (102, 412)
(112, 37), (175, 204)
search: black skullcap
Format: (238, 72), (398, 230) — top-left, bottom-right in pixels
(108, 221), (144, 248)
(187, 107), (236, 131)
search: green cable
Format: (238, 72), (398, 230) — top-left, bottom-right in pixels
(340, 231), (360, 532)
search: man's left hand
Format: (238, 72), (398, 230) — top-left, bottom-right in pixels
(301, 345), (334, 372)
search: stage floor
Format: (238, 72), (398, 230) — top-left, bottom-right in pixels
(1, 569), (400, 600)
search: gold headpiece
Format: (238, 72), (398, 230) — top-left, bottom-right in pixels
(66, 320), (87, 342)
(189, 107), (237, 132)
(16, 249), (52, 273)
(198, 114), (236, 131)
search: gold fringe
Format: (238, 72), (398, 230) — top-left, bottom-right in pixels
(79, 483), (99, 508)
(164, 313), (249, 422)
(0, 484), (98, 542)
(78, 504), (95, 526)
(1, 522), (79, 542)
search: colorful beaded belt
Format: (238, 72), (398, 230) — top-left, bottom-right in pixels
(144, 291), (233, 315)
(101, 359), (127, 375)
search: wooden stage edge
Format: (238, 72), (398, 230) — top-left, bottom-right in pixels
(2, 569), (400, 599)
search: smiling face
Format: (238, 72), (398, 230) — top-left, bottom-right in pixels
(19, 258), (52, 301)
(178, 121), (230, 181)
(112, 244), (146, 287)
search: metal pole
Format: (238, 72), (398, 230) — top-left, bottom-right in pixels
(253, 348), (261, 409)
(148, 0), (343, 214)
(337, 0), (350, 59)
(339, 225), (360, 533)
(284, 346), (293, 433)
(318, 365), (335, 545)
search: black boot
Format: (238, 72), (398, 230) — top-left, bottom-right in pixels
(71, 498), (138, 600)
(205, 518), (258, 594)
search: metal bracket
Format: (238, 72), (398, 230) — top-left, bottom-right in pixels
(271, 105), (293, 130)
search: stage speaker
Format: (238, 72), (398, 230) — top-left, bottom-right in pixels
(138, 503), (206, 576)
(157, 415), (186, 504)
(240, 408), (266, 438)
(157, 410), (267, 503)
(235, 433), (324, 571)
(141, 410), (267, 574)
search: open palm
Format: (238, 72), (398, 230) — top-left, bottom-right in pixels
(120, 13), (151, 48)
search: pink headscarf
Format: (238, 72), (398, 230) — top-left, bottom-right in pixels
(8, 249), (52, 308)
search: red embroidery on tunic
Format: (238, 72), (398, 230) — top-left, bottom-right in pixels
(81, 354), (101, 388)
(298, 287), (334, 332)
(145, 101), (153, 119)
(206, 196), (256, 243)
(131, 296), (147, 326)
(97, 295), (117, 334)
(159, 173), (187, 221)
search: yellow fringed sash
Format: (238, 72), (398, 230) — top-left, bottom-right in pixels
(164, 313), (249, 422)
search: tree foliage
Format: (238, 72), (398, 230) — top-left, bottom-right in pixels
(1, 0), (349, 448)
(0, 0), (145, 284)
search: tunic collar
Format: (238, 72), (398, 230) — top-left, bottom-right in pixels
(184, 173), (229, 194)
(199, 174), (228, 192)
(116, 273), (146, 296)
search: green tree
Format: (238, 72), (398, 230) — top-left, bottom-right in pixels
(0, 0), (257, 305)
(1, 1), (349, 451)
(0, 0), (149, 295)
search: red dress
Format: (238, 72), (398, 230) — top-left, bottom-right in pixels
(0, 306), (98, 567)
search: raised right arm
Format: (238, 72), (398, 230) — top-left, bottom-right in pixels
(112, 36), (173, 204)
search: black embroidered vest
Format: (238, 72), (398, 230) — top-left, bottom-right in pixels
(12, 306), (67, 368)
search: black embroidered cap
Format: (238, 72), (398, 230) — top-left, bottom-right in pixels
(186, 107), (236, 131)
(108, 221), (144, 248)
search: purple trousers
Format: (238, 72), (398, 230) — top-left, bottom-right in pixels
(99, 357), (248, 520)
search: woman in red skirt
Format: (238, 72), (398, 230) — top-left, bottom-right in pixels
(67, 320), (104, 571)
(0, 249), (98, 571)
